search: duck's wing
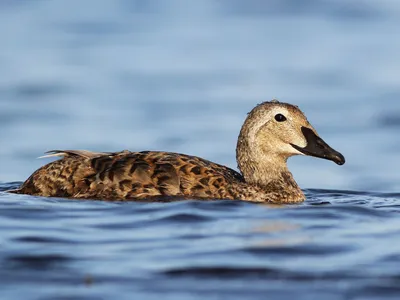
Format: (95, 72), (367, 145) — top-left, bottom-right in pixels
(11, 150), (244, 200)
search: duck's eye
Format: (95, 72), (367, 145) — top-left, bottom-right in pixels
(275, 114), (287, 122)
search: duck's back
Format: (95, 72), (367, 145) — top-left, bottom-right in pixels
(13, 150), (245, 200)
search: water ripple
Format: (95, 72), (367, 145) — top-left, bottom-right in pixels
(1, 185), (400, 299)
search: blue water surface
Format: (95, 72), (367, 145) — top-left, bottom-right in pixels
(1, 1), (400, 299)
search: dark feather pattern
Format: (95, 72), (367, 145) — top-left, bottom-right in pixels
(13, 150), (252, 201)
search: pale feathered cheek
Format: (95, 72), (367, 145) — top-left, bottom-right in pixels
(294, 135), (308, 148)
(273, 138), (305, 156)
(284, 143), (306, 156)
(291, 146), (306, 156)
(285, 132), (307, 155)
(286, 128), (308, 150)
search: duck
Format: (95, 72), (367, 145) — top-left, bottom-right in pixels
(9, 100), (345, 203)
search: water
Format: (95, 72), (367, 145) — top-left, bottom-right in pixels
(1, 0), (400, 299)
(2, 187), (400, 300)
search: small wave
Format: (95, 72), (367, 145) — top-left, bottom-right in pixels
(0, 182), (22, 192)
(241, 244), (353, 256)
(13, 235), (73, 245)
(151, 212), (213, 223)
(4, 254), (72, 271)
(161, 266), (358, 281)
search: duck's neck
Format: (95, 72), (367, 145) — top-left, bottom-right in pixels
(236, 133), (302, 197)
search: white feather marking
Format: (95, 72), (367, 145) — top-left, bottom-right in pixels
(38, 152), (67, 159)
(37, 150), (108, 159)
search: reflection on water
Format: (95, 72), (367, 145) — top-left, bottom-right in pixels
(1, 0), (400, 299)
(251, 221), (307, 248)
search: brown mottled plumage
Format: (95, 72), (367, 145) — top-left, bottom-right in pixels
(9, 100), (345, 203)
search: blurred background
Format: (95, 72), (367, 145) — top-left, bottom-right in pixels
(3, 2), (400, 299)
(1, 0), (400, 192)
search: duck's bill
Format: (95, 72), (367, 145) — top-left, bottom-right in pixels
(290, 127), (345, 165)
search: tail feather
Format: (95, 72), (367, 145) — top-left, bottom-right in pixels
(38, 150), (109, 159)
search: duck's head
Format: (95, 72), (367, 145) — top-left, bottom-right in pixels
(237, 99), (345, 166)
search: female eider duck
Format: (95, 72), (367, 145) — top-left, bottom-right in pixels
(10, 100), (345, 203)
